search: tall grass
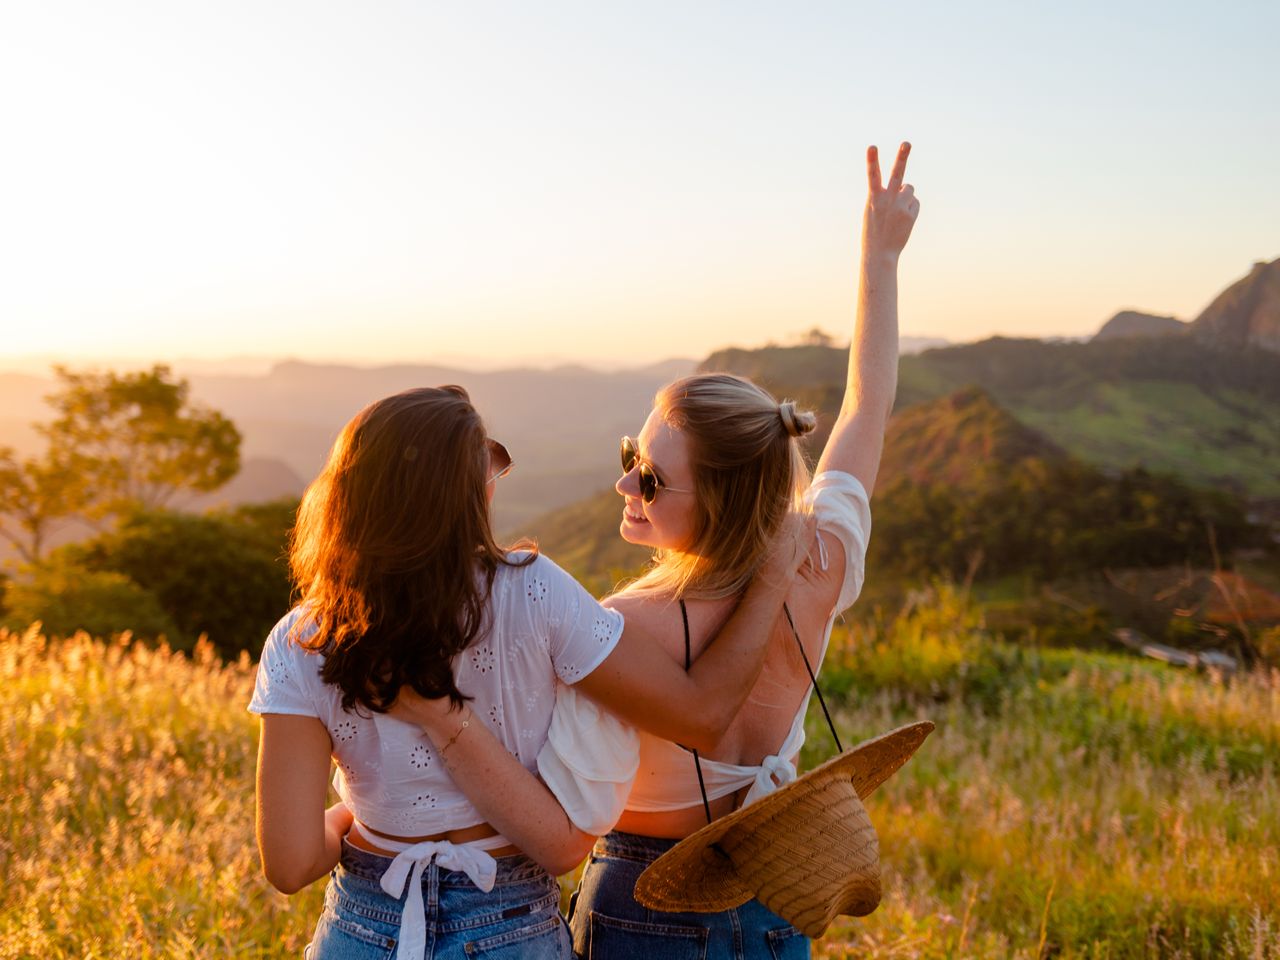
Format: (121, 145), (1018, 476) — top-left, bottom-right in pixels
(0, 626), (322, 958)
(3, 593), (1277, 957)
(811, 587), (1280, 958)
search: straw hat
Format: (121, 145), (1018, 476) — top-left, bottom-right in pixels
(633, 720), (934, 939)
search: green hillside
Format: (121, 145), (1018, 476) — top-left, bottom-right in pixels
(878, 386), (1065, 487)
(706, 335), (1280, 496)
(513, 486), (652, 595)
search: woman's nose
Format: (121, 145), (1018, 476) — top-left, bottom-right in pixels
(616, 466), (642, 498)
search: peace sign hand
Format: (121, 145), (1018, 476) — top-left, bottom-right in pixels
(863, 142), (919, 258)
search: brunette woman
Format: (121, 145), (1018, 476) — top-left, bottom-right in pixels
(249, 385), (809, 959)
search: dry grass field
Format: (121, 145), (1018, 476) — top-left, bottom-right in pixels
(3, 591), (1277, 958)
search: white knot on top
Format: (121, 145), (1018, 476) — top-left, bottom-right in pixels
(358, 823), (510, 960)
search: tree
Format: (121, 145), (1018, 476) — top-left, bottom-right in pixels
(3, 557), (178, 641)
(42, 365), (241, 520)
(0, 366), (242, 561)
(70, 501), (297, 657)
(0, 448), (85, 564)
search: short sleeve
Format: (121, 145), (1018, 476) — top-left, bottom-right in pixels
(247, 612), (319, 718)
(806, 471), (872, 615)
(524, 554), (625, 685)
(536, 684), (639, 836)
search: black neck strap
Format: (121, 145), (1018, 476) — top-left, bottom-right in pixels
(680, 599), (841, 825)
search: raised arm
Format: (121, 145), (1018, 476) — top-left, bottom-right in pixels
(814, 142), (920, 494)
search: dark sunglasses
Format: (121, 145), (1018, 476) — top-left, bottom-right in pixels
(620, 435), (692, 504)
(486, 438), (513, 483)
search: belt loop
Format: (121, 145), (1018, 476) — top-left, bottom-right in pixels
(426, 855), (439, 918)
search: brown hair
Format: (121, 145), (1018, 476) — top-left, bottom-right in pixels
(289, 385), (531, 713)
(627, 373), (816, 600)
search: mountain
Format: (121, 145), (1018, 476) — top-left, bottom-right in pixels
(1093, 311), (1187, 341)
(878, 387), (1065, 487)
(186, 457), (306, 511)
(1190, 257), (1280, 352)
(0, 359), (685, 533)
(700, 333), (1280, 498)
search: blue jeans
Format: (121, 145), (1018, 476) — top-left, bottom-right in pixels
(568, 831), (809, 960)
(305, 838), (570, 959)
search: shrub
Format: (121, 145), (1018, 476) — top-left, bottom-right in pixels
(3, 561), (177, 640)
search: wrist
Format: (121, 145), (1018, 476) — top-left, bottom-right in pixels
(860, 247), (900, 271)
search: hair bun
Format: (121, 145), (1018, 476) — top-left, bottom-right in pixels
(778, 400), (817, 438)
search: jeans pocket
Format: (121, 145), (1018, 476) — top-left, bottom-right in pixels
(766, 924), (810, 960)
(463, 913), (569, 959)
(587, 911), (708, 960)
(307, 907), (398, 960)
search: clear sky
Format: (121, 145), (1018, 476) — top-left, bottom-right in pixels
(1, 0), (1276, 370)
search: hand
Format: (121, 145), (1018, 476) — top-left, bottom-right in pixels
(862, 142), (919, 260)
(760, 510), (818, 585)
(388, 686), (458, 734)
(324, 800), (354, 840)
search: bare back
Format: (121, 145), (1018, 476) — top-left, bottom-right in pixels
(607, 528), (848, 838)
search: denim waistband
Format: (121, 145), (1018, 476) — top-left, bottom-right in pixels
(592, 830), (682, 864)
(338, 837), (549, 887)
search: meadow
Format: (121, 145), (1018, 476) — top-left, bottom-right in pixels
(4, 588), (1278, 958)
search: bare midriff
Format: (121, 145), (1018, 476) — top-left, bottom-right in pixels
(613, 787), (747, 840)
(348, 819), (521, 859)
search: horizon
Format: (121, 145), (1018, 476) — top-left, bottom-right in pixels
(2, 2), (1276, 369)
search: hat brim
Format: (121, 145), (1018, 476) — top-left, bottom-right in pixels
(633, 720), (935, 914)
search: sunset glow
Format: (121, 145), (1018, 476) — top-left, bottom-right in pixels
(1, 1), (1276, 369)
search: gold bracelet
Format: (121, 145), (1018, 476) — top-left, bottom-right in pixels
(439, 708), (472, 756)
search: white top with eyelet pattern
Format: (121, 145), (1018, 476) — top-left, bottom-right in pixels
(247, 551), (624, 837)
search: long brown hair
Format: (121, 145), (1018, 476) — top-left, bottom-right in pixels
(289, 385), (531, 712)
(626, 374), (816, 600)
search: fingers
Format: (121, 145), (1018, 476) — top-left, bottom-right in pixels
(887, 141), (911, 192)
(867, 145), (881, 191)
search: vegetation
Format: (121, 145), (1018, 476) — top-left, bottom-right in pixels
(704, 335), (1280, 496)
(1, 500), (297, 658)
(6, 588), (1277, 958)
(0, 366), (241, 563)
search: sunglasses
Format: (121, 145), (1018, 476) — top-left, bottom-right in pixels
(620, 436), (692, 504)
(487, 438), (513, 483)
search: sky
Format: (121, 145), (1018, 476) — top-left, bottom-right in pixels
(1, 0), (1276, 372)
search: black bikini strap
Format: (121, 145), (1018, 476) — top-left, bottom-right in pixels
(679, 598), (843, 827)
(681, 599), (715, 826)
(783, 603), (844, 753)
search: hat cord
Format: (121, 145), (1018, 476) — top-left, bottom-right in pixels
(679, 600), (843, 826)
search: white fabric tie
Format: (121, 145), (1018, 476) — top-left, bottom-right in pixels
(355, 824), (507, 960)
(742, 754), (798, 807)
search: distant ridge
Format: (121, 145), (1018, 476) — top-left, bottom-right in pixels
(1191, 257), (1280, 352)
(880, 387), (1065, 487)
(1093, 311), (1187, 342)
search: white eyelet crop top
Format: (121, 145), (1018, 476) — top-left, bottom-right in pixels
(247, 552), (625, 837)
(535, 471), (872, 835)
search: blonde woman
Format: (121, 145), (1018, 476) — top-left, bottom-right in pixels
(391, 143), (919, 958)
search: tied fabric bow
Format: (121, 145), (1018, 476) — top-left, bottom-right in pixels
(742, 753), (798, 807)
(378, 840), (499, 960)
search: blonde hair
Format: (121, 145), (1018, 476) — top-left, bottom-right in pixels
(625, 373), (816, 601)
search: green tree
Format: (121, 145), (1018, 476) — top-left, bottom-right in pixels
(3, 557), (178, 641)
(0, 365), (241, 562)
(42, 364), (241, 520)
(0, 448), (85, 564)
(70, 501), (297, 657)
